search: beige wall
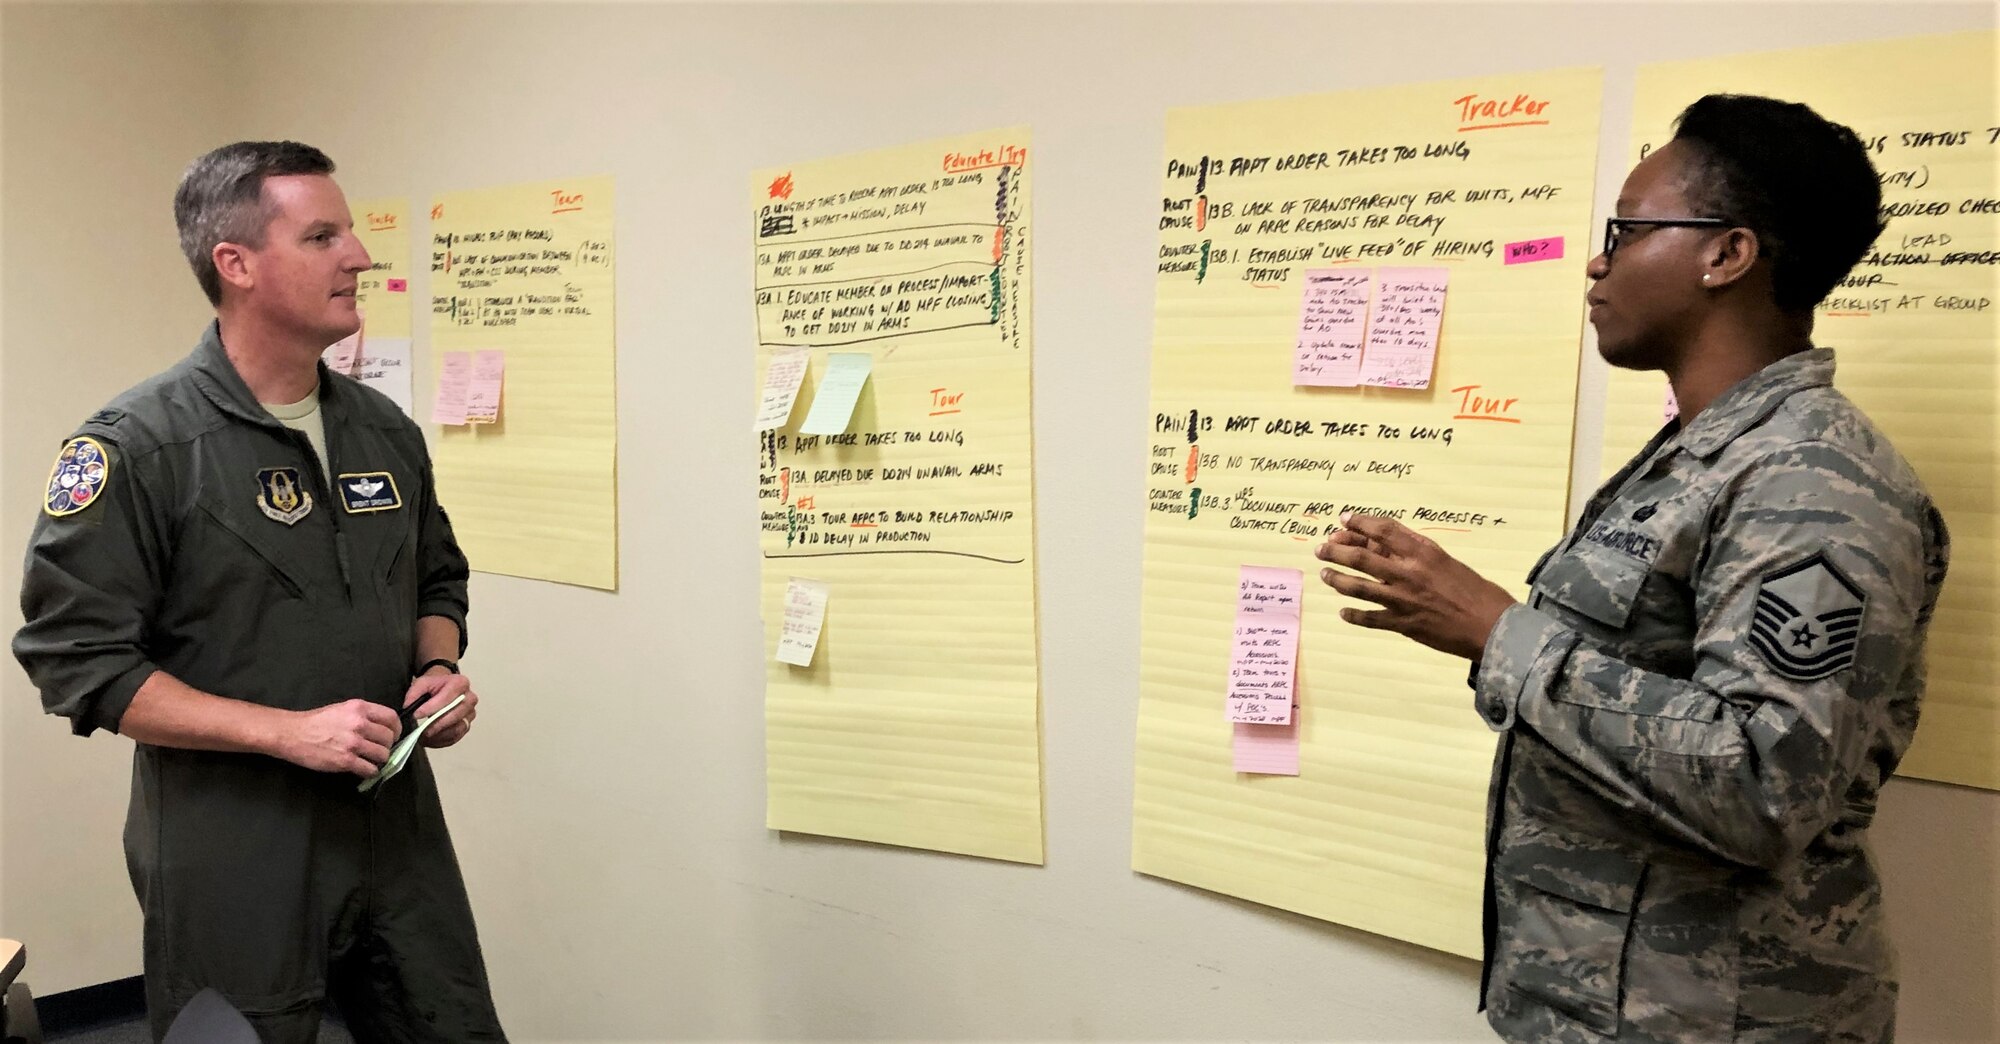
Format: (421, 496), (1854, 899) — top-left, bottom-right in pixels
(0, 1), (240, 994)
(3, 3), (1996, 1041)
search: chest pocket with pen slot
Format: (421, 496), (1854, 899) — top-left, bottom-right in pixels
(1532, 541), (1723, 742)
(1531, 544), (1648, 632)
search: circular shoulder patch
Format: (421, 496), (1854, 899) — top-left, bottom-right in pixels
(45, 436), (109, 517)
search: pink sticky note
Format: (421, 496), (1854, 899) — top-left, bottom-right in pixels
(432, 352), (471, 426)
(1233, 698), (1300, 775)
(386, 278), (408, 292)
(1293, 268), (1371, 386)
(466, 349), (505, 423)
(1359, 267), (1448, 389)
(1504, 236), (1564, 265)
(1227, 565), (1302, 725)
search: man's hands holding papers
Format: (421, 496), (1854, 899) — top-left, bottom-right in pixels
(404, 667), (478, 749)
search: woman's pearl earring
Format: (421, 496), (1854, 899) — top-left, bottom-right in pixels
(1702, 273), (1712, 284)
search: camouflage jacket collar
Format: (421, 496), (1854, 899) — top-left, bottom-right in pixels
(1677, 347), (1835, 460)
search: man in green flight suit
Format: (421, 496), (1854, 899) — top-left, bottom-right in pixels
(14, 141), (507, 1042)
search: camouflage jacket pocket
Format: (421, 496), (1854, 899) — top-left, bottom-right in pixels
(1532, 545), (1648, 632)
(1494, 844), (1647, 1036)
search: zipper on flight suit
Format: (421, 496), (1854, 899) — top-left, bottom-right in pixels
(275, 422), (354, 603)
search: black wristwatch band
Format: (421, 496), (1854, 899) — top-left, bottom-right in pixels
(416, 657), (459, 677)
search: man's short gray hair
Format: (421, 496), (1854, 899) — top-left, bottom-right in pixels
(173, 141), (336, 305)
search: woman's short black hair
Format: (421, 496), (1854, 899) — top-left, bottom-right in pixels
(1672, 94), (1885, 313)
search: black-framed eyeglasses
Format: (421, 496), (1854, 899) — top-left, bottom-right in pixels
(1603, 216), (1732, 261)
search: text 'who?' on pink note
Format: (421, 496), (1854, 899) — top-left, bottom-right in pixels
(1503, 236), (1564, 265)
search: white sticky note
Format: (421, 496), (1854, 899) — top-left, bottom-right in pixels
(353, 337), (415, 416)
(798, 352), (872, 435)
(755, 348), (812, 431)
(325, 330), (363, 376)
(466, 349), (505, 423)
(776, 577), (830, 667)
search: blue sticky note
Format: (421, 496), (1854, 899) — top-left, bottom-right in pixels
(798, 352), (873, 435)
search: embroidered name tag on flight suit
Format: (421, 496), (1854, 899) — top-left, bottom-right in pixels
(1749, 552), (1866, 682)
(256, 467), (314, 525)
(337, 472), (403, 513)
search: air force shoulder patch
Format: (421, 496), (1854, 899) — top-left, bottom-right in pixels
(1748, 552), (1866, 683)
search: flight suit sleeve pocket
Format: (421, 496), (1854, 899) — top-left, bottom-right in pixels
(1531, 546), (1647, 631)
(1494, 844), (1646, 1037)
